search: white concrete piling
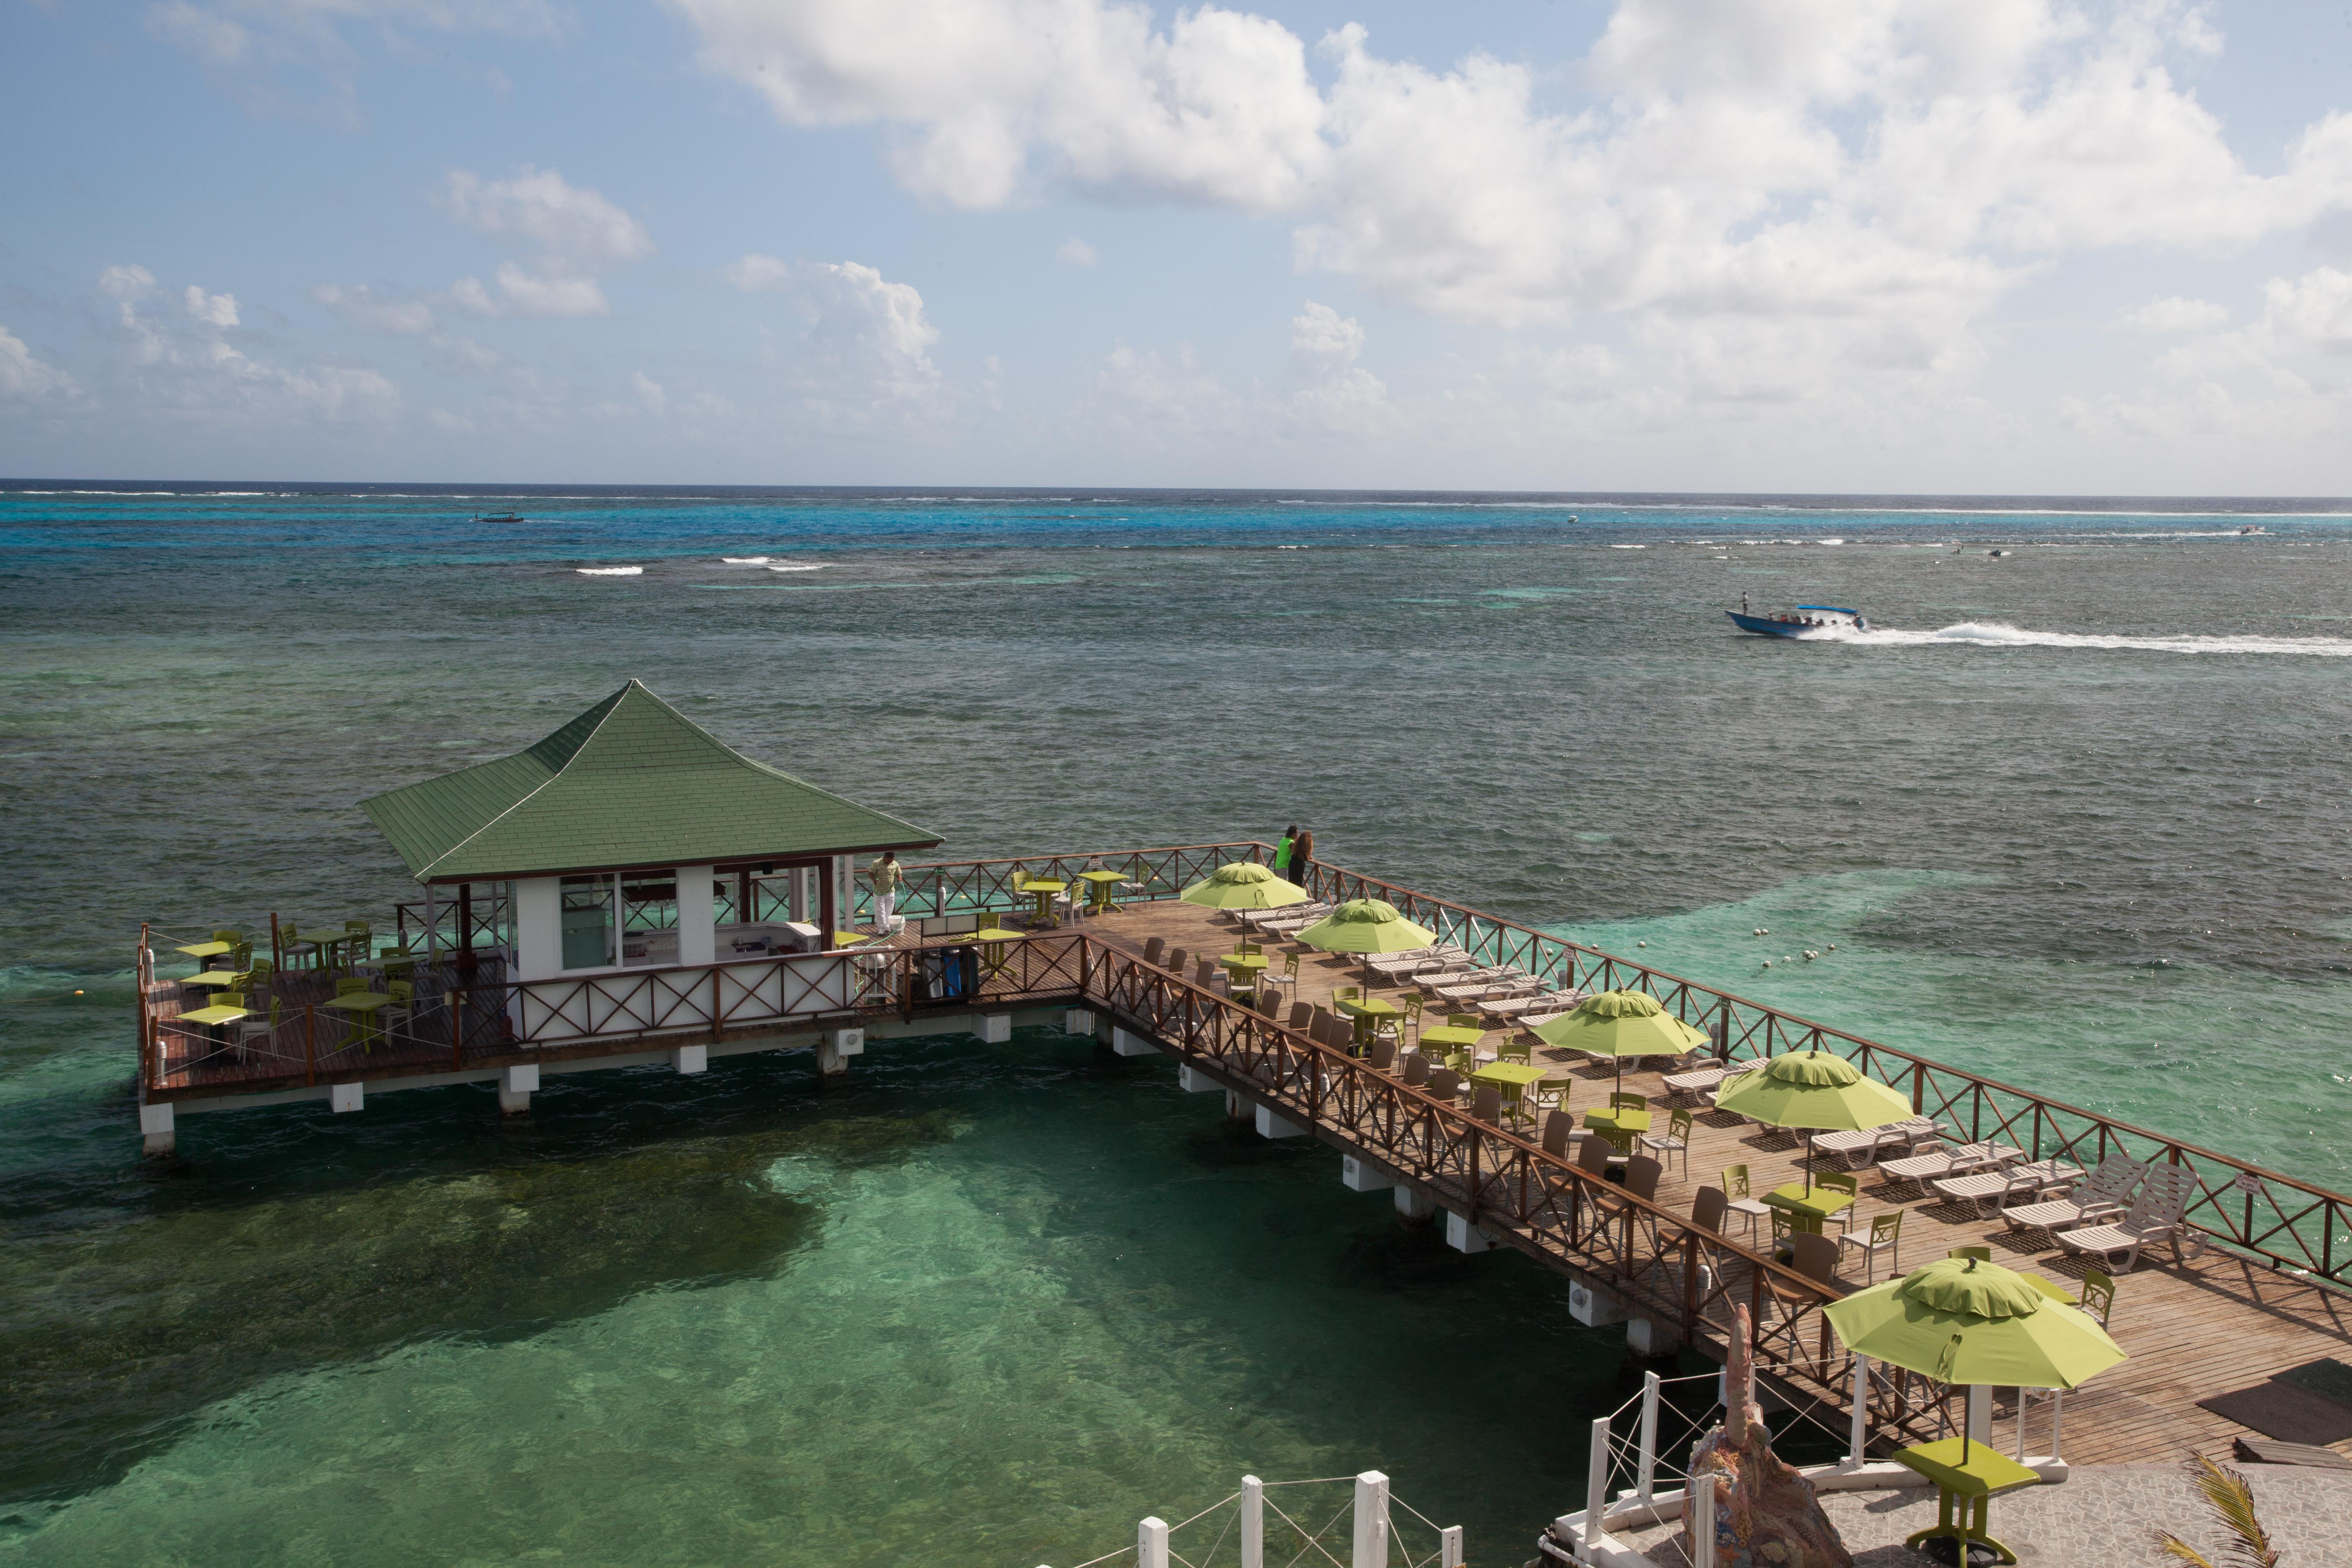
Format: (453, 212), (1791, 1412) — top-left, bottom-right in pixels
(1444, 1212), (1491, 1254)
(1240, 1476), (1264, 1568)
(1138, 1516), (1169, 1568)
(1351, 1471), (1390, 1568)
(1394, 1186), (1436, 1220)
(976, 1013), (1012, 1044)
(1111, 1026), (1156, 1057)
(1342, 1155), (1396, 1192)
(1439, 1524), (1463, 1568)
(1254, 1104), (1308, 1139)
(499, 1063), (537, 1115)
(330, 1081), (364, 1114)
(671, 1044), (707, 1075)
(1177, 1063), (1221, 1093)
(139, 1099), (175, 1157)
(1586, 1418), (1610, 1544)
(1064, 1008), (1094, 1036)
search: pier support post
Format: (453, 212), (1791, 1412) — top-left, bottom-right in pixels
(1444, 1212), (1491, 1254)
(139, 1099), (175, 1158)
(1393, 1186), (1436, 1221)
(1178, 1064), (1221, 1093)
(1064, 1008), (1094, 1036)
(976, 1013), (1012, 1045)
(1626, 1316), (1678, 1357)
(1224, 1088), (1250, 1122)
(1240, 1476), (1263, 1568)
(671, 1044), (708, 1076)
(1110, 1026), (1155, 1057)
(1439, 1525), (1463, 1568)
(1253, 1104), (1308, 1139)
(330, 1081), (364, 1114)
(815, 1030), (858, 1081)
(1570, 1282), (1627, 1327)
(1351, 1471), (1390, 1568)
(1342, 1155), (1396, 1193)
(1138, 1516), (1168, 1568)
(1636, 1370), (1661, 1505)
(499, 1063), (538, 1116)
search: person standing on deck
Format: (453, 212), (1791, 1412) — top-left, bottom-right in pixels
(1273, 824), (1299, 882)
(870, 851), (903, 931)
(1292, 827), (1314, 889)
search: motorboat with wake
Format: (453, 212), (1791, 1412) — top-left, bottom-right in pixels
(1726, 597), (1867, 637)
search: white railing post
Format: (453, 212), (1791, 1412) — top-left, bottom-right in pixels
(1352, 1470), (1390, 1568)
(1849, 1355), (1869, 1466)
(1695, 1473), (1719, 1568)
(1439, 1525), (1464, 1568)
(1139, 1516), (1169, 1568)
(1638, 1370), (1662, 1504)
(1586, 1416), (1610, 1537)
(1241, 1476), (1263, 1568)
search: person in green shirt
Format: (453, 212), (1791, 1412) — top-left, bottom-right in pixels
(1273, 825), (1298, 879)
(870, 851), (903, 929)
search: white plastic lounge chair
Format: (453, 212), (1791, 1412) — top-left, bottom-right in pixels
(1662, 1060), (1731, 1099)
(1931, 1159), (2083, 1220)
(2003, 1155), (2147, 1239)
(1879, 1142), (2019, 1194)
(2055, 1163), (2197, 1274)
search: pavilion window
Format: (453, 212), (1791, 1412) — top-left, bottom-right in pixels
(619, 872), (679, 966)
(560, 875), (616, 970)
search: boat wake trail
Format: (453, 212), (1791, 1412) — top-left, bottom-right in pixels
(1800, 621), (2352, 656)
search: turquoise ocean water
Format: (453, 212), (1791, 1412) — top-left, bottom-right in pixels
(3, 486), (2351, 1563)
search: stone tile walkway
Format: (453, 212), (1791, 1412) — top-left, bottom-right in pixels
(1619, 1462), (2352, 1566)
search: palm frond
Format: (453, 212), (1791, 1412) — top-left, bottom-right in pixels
(2153, 1455), (2277, 1568)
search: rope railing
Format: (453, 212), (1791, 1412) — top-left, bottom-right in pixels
(1042, 1473), (1462, 1568)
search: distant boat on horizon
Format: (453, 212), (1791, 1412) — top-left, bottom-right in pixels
(473, 511), (526, 524)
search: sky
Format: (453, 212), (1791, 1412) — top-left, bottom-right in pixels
(3, 0), (2351, 492)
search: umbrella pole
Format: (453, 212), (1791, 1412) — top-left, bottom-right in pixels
(1806, 1132), (1815, 1197)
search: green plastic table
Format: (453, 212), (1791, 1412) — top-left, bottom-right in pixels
(176, 940), (236, 964)
(1761, 1180), (1857, 1235)
(1076, 869), (1127, 912)
(1584, 1106), (1652, 1152)
(180, 1001), (250, 1029)
(1891, 1437), (2040, 1565)
(1336, 995), (1399, 1051)
(1419, 1024), (1484, 1064)
(1021, 880), (1067, 926)
(321, 990), (394, 1049)
(971, 926), (1024, 973)
(1471, 1060), (1549, 1124)
(186, 970), (244, 990)
(1219, 952), (1269, 977)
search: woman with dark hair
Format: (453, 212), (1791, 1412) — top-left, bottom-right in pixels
(1292, 826), (1314, 885)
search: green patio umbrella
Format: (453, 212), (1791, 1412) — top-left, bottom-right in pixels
(1530, 989), (1712, 1097)
(1823, 1255), (2126, 1463)
(1711, 1046), (1914, 1194)
(1179, 860), (1310, 912)
(1293, 898), (1439, 987)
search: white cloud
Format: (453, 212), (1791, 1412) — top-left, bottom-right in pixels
(794, 260), (944, 406)
(2123, 295), (2230, 333)
(313, 282), (438, 335)
(148, 0), (561, 63)
(724, 253), (793, 291)
(183, 285), (240, 328)
(1056, 237), (1098, 266)
(632, 370), (666, 413)
(2257, 267), (2352, 357)
(676, 0), (2352, 419)
(441, 167), (651, 319)
(668, 0), (1328, 210)
(147, 1), (253, 64)
(1094, 342), (1236, 438)
(1289, 301), (1363, 366)
(0, 325), (78, 403)
(99, 264), (158, 302)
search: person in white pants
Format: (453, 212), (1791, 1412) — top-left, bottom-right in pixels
(870, 849), (903, 931)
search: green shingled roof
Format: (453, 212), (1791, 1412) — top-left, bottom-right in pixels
(361, 681), (941, 882)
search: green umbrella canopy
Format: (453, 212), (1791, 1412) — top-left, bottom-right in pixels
(1179, 861), (1310, 911)
(1531, 990), (1711, 1059)
(1823, 1256), (2127, 1392)
(1293, 898), (1438, 954)
(1711, 1047), (1914, 1133)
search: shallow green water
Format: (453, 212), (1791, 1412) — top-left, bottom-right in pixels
(4, 486), (2351, 1562)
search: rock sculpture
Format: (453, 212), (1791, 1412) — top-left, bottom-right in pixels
(1681, 1306), (1853, 1568)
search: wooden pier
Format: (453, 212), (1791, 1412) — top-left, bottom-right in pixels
(137, 840), (2352, 1473)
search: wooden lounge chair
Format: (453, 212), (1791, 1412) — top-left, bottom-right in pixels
(2055, 1163), (2198, 1274)
(2003, 1154), (2147, 1240)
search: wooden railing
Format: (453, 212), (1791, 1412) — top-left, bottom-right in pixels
(890, 842), (2352, 1288)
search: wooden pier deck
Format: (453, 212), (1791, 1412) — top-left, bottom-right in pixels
(1079, 895), (2352, 1471)
(137, 843), (2352, 1474)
